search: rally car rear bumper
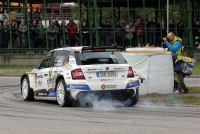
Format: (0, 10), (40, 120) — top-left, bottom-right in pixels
(75, 88), (139, 101)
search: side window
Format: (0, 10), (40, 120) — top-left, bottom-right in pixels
(53, 50), (70, 67)
(39, 51), (57, 69)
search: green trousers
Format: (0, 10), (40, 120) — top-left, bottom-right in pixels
(178, 71), (188, 91)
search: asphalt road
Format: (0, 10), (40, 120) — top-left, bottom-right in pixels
(0, 77), (200, 134)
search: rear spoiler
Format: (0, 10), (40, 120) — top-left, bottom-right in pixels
(82, 46), (126, 52)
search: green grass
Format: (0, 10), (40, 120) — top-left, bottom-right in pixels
(139, 86), (200, 105)
(179, 96), (200, 105)
(0, 65), (33, 75)
(0, 65), (33, 69)
(187, 86), (200, 93)
(192, 59), (200, 76)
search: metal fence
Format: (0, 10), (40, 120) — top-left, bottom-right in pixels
(0, 0), (199, 57)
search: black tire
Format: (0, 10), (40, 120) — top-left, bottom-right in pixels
(56, 79), (72, 107)
(21, 76), (35, 101)
(121, 88), (139, 107)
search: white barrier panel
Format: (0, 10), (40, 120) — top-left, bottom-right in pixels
(122, 51), (174, 95)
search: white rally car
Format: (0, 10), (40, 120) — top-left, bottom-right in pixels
(20, 46), (141, 107)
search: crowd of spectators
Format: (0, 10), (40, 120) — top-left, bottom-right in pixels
(0, 17), (200, 51)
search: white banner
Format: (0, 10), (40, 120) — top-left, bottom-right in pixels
(122, 52), (174, 95)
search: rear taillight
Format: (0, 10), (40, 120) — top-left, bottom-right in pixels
(72, 69), (85, 79)
(127, 67), (134, 77)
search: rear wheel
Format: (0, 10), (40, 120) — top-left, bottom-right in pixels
(21, 76), (34, 101)
(121, 88), (139, 107)
(56, 79), (72, 107)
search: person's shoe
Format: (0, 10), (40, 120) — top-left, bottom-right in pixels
(173, 88), (177, 92)
(182, 90), (189, 94)
(173, 90), (182, 94)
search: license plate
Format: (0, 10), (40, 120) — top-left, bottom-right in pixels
(96, 72), (118, 77)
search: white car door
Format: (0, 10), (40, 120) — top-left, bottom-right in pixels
(34, 51), (57, 96)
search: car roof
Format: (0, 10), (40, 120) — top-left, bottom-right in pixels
(52, 46), (125, 53)
(53, 46), (90, 52)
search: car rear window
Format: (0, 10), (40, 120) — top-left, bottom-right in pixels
(75, 51), (127, 65)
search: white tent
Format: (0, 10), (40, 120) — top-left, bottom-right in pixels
(121, 48), (174, 95)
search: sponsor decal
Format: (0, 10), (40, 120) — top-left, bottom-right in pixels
(64, 64), (72, 68)
(101, 84), (116, 89)
(88, 68), (98, 71)
(65, 77), (71, 79)
(38, 93), (48, 96)
(88, 68), (103, 71)
(66, 73), (70, 76)
(47, 76), (55, 88)
(126, 82), (140, 89)
(114, 68), (125, 70)
(67, 84), (90, 90)
(101, 79), (110, 82)
(106, 67), (109, 70)
(38, 80), (42, 86)
(106, 85), (116, 88)
(34, 74), (38, 88)
(37, 75), (43, 78)
(49, 70), (53, 76)
(28, 73), (34, 77)
(48, 91), (56, 97)
(121, 75), (125, 77)
(128, 80), (139, 83)
(44, 74), (48, 76)
(101, 84), (106, 90)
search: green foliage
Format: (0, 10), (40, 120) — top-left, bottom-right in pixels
(72, 2), (182, 26)
(192, 59), (200, 76)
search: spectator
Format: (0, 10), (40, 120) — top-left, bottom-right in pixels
(194, 36), (200, 50)
(172, 54), (189, 94)
(66, 18), (79, 46)
(156, 18), (161, 46)
(161, 21), (167, 37)
(28, 17), (32, 28)
(132, 22), (138, 47)
(60, 20), (68, 47)
(163, 32), (183, 56)
(192, 20), (200, 37)
(18, 20), (28, 48)
(114, 19), (124, 46)
(197, 44), (200, 50)
(147, 18), (157, 46)
(55, 19), (61, 47)
(1, 21), (10, 48)
(47, 20), (58, 48)
(101, 20), (111, 46)
(30, 20), (38, 49)
(125, 21), (134, 47)
(11, 21), (18, 48)
(135, 18), (144, 47)
(169, 19), (175, 32)
(177, 21), (184, 38)
(37, 20), (45, 49)
(81, 20), (89, 46)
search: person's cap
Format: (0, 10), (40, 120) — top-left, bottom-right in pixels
(21, 20), (25, 23)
